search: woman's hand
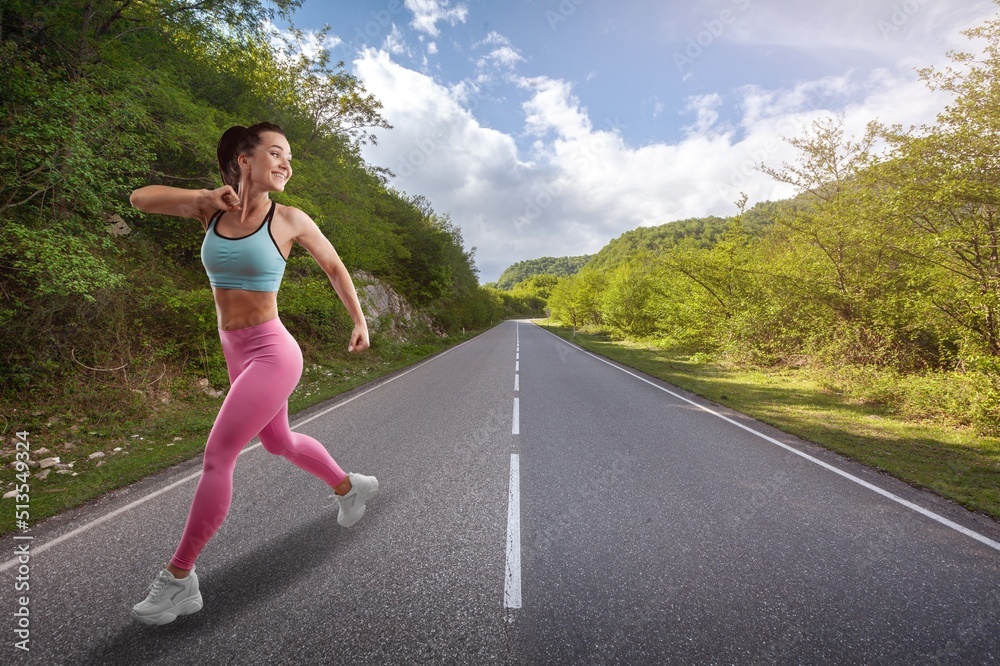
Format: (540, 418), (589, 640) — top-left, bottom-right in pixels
(208, 185), (242, 213)
(348, 323), (370, 353)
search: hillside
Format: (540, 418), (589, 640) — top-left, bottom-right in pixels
(495, 255), (593, 290)
(585, 200), (791, 272)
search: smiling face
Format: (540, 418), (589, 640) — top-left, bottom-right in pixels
(239, 131), (293, 193)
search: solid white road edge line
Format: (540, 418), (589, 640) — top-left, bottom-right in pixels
(536, 325), (1000, 554)
(504, 453), (522, 609)
(0, 330), (487, 573)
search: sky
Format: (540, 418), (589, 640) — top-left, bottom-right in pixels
(274, 0), (998, 283)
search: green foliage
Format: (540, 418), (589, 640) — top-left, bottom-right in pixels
(509, 274), (559, 302)
(547, 268), (605, 329)
(0, 0), (507, 418)
(494, 255), (593, 290)
(600, 257), (659, 338)
(476, 287), (544, 322)
(584, 212), (772, 273)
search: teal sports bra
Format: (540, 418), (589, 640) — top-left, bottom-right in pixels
(200, 201), (286, 292)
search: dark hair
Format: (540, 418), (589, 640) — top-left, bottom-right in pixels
(217, 122), (286, 192)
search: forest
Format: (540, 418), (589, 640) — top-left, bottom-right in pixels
(0, 0), (542, 430)
(534, 17), (1000, 436)
(493, 255), (594, 290)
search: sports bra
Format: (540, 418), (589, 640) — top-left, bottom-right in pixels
(200, 201), (286, 292)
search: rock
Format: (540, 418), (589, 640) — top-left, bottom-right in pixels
(106, 213), (131, 236)
(354, 270), (440, 339)
(3, 490), (16, 499)
(39, 457), (60, 469)
(197, 378), (224, 398)
(35, 469), (51, 481)
(89, 451), (106, 459)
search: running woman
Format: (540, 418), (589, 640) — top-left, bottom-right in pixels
(129, 122), (378, 626)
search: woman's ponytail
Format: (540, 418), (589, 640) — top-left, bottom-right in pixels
(217, 125), (249, 192)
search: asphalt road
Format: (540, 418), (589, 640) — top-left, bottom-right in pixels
(1, 320), (998, 665)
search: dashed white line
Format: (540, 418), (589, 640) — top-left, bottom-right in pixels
(512, 398), (520, 435)
(514, 374), (519, 392)
(504, 453), (522, 609)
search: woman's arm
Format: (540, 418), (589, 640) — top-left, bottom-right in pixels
(129, 185), (241, 227)
(291, 208), (370, 352)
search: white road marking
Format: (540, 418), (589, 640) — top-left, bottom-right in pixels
(0, 332), (486, 572)
(512, 398), (520, 435)
(504, 453), (522, 609)
(515, 374), (519, 392)
(537, 325), (1000, 554)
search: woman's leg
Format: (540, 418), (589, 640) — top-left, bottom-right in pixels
(170, 320), (303, 571)
(252, 327), (377, 527)
(258, 402), (348, 488)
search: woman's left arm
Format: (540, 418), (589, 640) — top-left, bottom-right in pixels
(291, 209), (370, 352)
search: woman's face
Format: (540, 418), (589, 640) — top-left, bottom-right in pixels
(240, 131), (293, 192)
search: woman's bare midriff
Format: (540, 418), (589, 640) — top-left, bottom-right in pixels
(213, 288), (279, 330)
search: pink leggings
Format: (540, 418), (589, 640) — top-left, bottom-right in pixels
(171, 318), (347, 570)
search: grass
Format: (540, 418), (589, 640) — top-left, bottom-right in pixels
(536, 321), (1000, 521)
(0, 331), (476, 537)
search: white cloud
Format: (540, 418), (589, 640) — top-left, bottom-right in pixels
(350, 3), (995, 282)
(404, 0), (469, 37)
(519, 76), (592, 141)
(683, 93), (724, 136)
(382, 24), (410, 56)
(472, 31), (524, 81)
(481, 46), (523, 68)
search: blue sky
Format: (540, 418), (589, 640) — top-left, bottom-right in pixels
(275, 0), (997, 282)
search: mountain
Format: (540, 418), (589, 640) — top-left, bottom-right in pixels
(494, 255), (594, 290)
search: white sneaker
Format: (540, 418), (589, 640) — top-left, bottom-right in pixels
(132, 567), (203, 625)
(337, 473), (379, 527)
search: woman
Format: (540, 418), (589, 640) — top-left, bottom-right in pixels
(129, 122), (378, 626)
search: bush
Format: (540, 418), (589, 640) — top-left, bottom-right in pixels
(819, 364), (1000, 434)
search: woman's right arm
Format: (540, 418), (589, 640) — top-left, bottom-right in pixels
(129, 185), (241, 226)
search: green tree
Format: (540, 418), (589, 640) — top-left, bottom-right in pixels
(877, 16), (1000, 363)
(757, 116), (914, 365)
(601, 255), (658, 338)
